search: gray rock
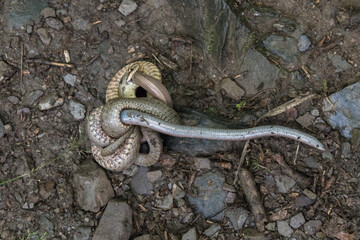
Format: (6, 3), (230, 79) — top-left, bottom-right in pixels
(235, 49), (279, 96)
(188, 172), (227, 220)
(311, 108), (320, 117)
(74, 226), (91, 240)
(22, 202), (34, 209)
(352, 128), (360, 148)
(242, 228), (267, 240)
(321, 151), (334, 161)
(193, 158), (211, 169)
(73, 159), (114, 212)
(123, 164), (139, 176)
(5, 0), (48, 30)
(38, 95), (64, 111)
(322, 81), (360, 139)
(72, 17), (90, 31)
(8, 96), (20, 104)
(274, 175), (296, 193)
(93, 200), (133, 240)
(39, 215), (54, 236)
(277, 221), (293, 237)
(46, 17), (64, 30)
(298, 35), (311, 52)
(118, 0), (138, 16)
(181, 227), (198, 240)
(293, 195), (316, 208)
(225, 207), (249, 230)
(155, 194), (173, 210)
(303, 189), (317, 200)
(0, 61), (13, 80)
(131, 167), (153, 195)
(341, 142), (351, 158)
(328, 53), (352, 73)
(63, 73), (78, 86)
(263, 34), (299, 63)
(304, 220), (322, 235)
(203, 224), (221, 238)
(22, 90), (44, 106)
(0, 119), (4, 139)
(147, 170), (162, 182)
(296, 112), (315, 128)
(302, 156), (321, 170)
(41, 7), (56, 18)
(36, 28), (51, 45)
(134, 235), (151, 240)
(69, 100), (86, 120)
(221, 78), (245, 101)
(172, 184), (185, 200)
(115, 19), (126, 27)
(265, 222), (276, 231)
(290, 213), (306, 229)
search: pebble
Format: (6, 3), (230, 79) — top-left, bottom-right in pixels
(193, 157), (211, 169)
(181, 227), (198, 240)
(155, 194), (173, 210)
(118, 0), (138, 16)
(38, 95), (64, 111)
(225, 207), (249, 230)
(93, 200), (133, 240)
(341, 142), (351, 158)
(131, 167), (153, 195)
(224, 192), (236, 204)
(39, 215), (54, 236)
(72, 17), (90, 31)
(41, 7), (56, 18)
(203, 224), (221, 238)
(304, 220), (322, 235)
(0, 61), (12, 80)
(134, 235), (152, 240)
(294, 195), (316, 208)
(39, 181), (55, 199)
(263, 34), (299, 63)
(22, 202), (34, 209)
(290, 213), (306, 229)
(74, 226), (91, 240)
(172, 184), (186, 200)
(274, 175), (296, 193)
(73, 159), (114, 212)
(328, 53), (352, 73)
(265, 222), (276, 231)
(0, 119), (4, 139)
(45, 17), (64, 30)
(322, 151), (334, 161)
(8, 96), (20, 104)
(296, 112), (316, 128)
(36, 28), (51, 45)
(221, 78), (245, 101)
(297, 35), (311, 52)
(63, 73), (78, 86)
(352, 128), (360, 148)
(188, 172), (227, 220)
(115, 19), (126, 27)
(303, 189), (317, 200)
(302, 156), (321, 170)
(147, 170), (162, 182)
(277, 221), (293, 237)
(311, 108), (320, 117)
(69, 100), (86, 120)
(123, 164), (139, 176)
(22, 90), (44, 106)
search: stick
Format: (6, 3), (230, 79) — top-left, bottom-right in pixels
(25, 59), (74, 68)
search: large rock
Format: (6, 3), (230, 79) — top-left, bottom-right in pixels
(73, 159), (114, 212)
(93, 200), (133, 240)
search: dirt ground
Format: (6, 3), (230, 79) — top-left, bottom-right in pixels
(0, 0), (359, 239)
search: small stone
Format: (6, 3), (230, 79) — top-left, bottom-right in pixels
(63, 73), (78, 86)
(341, 142), (351, 158)
(74, 226), (91, 240)
(36, 28), (51, 45)
(224, 192), (236, 204)
(274, 175), (296, 193)
(4, 124), (12, 134)
(277, 221), (293, 237)
(22, 202), (34, 209)
(0, 119), (4, 139)
(290, 213), (306, 229)
(303, 189), (317, 200)
(221, 78), (245, 101)
(39, 181), (55, 199)
(22, 90), (44, 106)
(304, 220), (322, 235)
(72, 17), (90, 31)
(8, 96), (20, 104)
(296, 112), (315, 128)
(39, 215), (54, 235)
(134, 234), (152, 240)
(352, 128), (360, 148)
(203, 224), (221, 238)
(131, 167), (153, 195)
(147, 170), (162, 182)
(115, 20), (126, 27)
(225, 207), (249, 230)
(172, 184), (185, 200)
(311, 108), (320, 117)
(41, 7), (56, 18)
(69, 100), (86, 120)
(38, 95), (64, 111)
(322, 151), (334, 161)
(46, 17), (64, 30)
(93, 200), (133, 240)
(298, 35), (311, 52)
(26, 25), (33, 33)
(181, 227), (198, 240)
(155, 194), (173, 210)
(328, 53), (352, 73)
(73, 159), (114, 212)
(118, 0), (138, 16)
(194, 158), (211, 169)
(265, 222), (276, 231)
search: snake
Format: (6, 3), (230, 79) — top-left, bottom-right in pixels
(87, 61), (179, 171)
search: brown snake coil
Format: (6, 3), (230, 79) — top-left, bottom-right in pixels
(87, 61), (179, 171)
